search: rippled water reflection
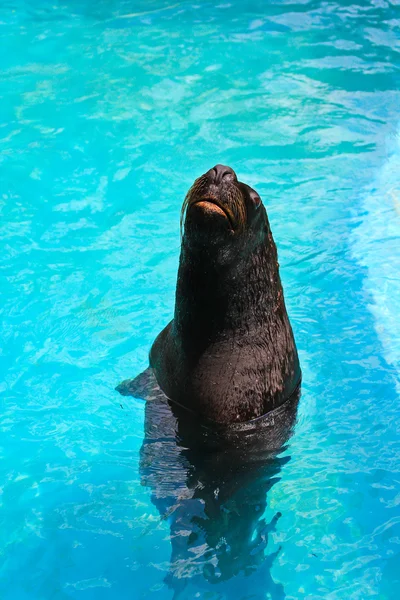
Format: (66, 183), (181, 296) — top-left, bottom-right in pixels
(1, 0), (400, 598)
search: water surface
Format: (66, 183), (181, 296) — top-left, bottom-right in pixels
(1, 0), (400, 598)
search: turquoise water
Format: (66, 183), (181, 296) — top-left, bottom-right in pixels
(1, 0), (400, 598)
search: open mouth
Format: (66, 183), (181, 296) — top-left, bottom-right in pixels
(190, 198), (235, 230)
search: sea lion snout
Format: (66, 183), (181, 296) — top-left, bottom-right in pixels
(182, 165), (247, 237)
(207, 164), (237, 184)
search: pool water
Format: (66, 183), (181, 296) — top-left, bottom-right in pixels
(1, 0), (400, 598)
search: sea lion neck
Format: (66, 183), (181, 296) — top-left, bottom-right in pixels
(173, 235), (282, 351)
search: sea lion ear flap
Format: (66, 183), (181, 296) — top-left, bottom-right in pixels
(249, 189), (261, 210)
(240, 182), (262, 210)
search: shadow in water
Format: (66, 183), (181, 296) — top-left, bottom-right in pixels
(118, 369), (300, 599)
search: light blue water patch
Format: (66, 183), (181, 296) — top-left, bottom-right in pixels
(1, 1), (400, 599)
(352, 130), (400, 380)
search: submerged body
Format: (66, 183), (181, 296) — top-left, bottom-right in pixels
(138, 374), (300, 593)
(148, 164), (301, 424)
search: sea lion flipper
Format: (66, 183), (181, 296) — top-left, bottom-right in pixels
(116, 367), (166, 402)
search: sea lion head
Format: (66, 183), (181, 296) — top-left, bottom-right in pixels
(181, 164), (268, 260)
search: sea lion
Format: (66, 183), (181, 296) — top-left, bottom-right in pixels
(117, 166), (301, 589)
(136, 163), (301, 424)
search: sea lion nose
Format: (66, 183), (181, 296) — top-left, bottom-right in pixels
(211, 164), (236, 184)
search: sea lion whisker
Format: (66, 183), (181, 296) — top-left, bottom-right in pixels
(191, 198), (235, 230)
(180, 192), (246, 236)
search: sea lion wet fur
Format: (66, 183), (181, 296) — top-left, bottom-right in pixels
(118, 164), (301, 424)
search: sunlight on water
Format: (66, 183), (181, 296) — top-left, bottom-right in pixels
(1, 1), (400, 598)
(352, 129), (400, 378)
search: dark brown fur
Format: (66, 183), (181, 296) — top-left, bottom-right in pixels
(149, 165), (301, 424)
